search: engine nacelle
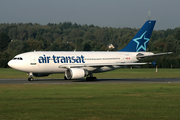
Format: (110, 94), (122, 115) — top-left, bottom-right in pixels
(65, 68), (89, 79)
(32, 73), (50, 77)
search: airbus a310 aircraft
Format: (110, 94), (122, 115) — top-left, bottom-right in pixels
(8, 20), (172, 81)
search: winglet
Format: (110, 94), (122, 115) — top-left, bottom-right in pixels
(119, 20), (156, 52)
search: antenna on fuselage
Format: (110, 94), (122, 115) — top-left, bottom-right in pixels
(148, 11), (150, 20)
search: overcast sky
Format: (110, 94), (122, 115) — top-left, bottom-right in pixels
(0, 0), (179, 30)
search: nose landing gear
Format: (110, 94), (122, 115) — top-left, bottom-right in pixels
(28, 77), (34, 81)
(27, 72), (34, 81)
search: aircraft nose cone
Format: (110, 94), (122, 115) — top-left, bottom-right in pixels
(8, 60), (13, 67)
(8, 60), (20, 70)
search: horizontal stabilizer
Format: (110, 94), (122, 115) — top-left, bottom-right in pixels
(137, 52), (172, 59)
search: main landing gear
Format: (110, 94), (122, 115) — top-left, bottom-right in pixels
(86, 77), (97, 81)
(86, 72), (97, 81)
(28, 73), (34, 81)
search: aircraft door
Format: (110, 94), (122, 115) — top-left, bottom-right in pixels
(120, 54), (125, 63)
(30, 55), (36, 65)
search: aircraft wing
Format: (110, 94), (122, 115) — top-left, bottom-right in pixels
(58, 62), (150, 68)
(137, 52), (172, 59)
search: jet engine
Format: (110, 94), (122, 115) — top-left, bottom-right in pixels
(32, 73), (50, 77)
(65, 68), (89, 79)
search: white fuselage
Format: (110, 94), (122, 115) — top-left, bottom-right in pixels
(8, 51), (154, 74)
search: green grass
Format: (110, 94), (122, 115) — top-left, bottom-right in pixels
(0, 84), (180, 120)
(95, 68), (180, 78)
(1, 68), (180, 119)
(0, 68), (180, 79)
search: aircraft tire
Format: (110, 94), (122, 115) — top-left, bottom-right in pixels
(86, 77), (90, 81)
(86, 77), (97, 81)
(28, 77), (34, 81)
(93, 77), (97, 81)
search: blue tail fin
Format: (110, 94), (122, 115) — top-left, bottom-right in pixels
(119, 20), (156, 52)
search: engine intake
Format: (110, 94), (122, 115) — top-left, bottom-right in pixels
(65, 68), (89, 79)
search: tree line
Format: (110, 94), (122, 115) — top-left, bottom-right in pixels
(0, 22), (180, 68)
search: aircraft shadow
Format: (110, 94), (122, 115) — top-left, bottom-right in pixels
(33, 78), (173, 83)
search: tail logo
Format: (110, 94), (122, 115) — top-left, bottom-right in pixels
(133, 31), (149, 52)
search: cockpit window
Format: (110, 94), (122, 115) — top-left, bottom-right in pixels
(13, 57), (23, 60)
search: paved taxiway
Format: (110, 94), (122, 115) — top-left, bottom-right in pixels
(0, 78), (180, 84)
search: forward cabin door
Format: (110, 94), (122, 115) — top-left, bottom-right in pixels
(30, 55), (36, 65)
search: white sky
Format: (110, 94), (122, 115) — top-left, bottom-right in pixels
(0, 0), (180, 30)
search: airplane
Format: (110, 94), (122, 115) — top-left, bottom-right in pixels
(8, 20), (172, 81)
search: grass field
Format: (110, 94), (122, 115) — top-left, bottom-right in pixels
(0, 68), (180, 119)
(0, 84), (180, 120)
(0, 68), (180, 79)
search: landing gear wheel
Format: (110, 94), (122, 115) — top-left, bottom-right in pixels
(86, 77), (97, 81)
(27, 72), (34, 81)
(93, 77), (97, 81)
(28, 77), (34, 81)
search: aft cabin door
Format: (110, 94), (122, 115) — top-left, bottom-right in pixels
(120, 54), (125, 63)
(30, 55), (36, 65)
